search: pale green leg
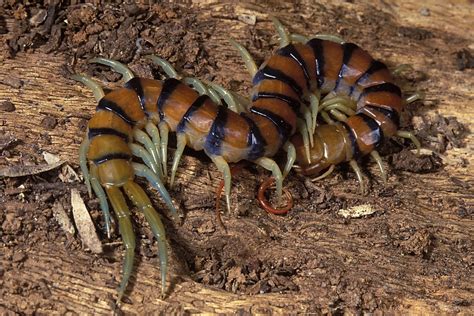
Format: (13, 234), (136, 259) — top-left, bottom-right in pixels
(159, 123), (169, 178)
(132, 162), (179, 221)
(297, 118), (311, 162)
(231, 92), (252, 111)
(229, 39), (258, 78)
(370, 150), (387, 184)
(211, 156), (232, 213)
(308, 92), (320, 134)
(254, 157), (283, 203)
(145, 55), (179, 79)
(349, 159), (366, 194)
(90, 165), (112, 238)
(70, 75), (105, 101)
(405, 92), (425, 104)
(396, 130), (421, 156)
(311, 165), (335, 182)
(123, 181), (168, 297)
(324, 103), (356, 116)
(320, 95), (355, 110)
(321, 111), (336, 125)
(130, 143), (160, 175)
(133, 128), (162, 176)
(282, 142), (296, 178)
(145, 122), (165, 181)
(290, 33), (309, 43)
(105, 186), (135, 304)
(391, 64), (413, 76)
(270, 16), (290, 47)
(79, 137), (92, 197)
(301, 105), (314, 147)
(183, 77), (209, 96)
(170, 133), (187, 188)
(204, 85), (223, 105)
(89, 57), (135, 82)
(329, 109), (348, 122)
(207, 82), (244, 113)
(314, 34), (345, 44)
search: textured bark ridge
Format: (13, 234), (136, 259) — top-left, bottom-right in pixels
(0, 1), (472, 314)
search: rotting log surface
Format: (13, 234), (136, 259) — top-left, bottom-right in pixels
(0, 1), (473, 314)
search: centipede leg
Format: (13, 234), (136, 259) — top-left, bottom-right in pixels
(105, 186), (136, 304)
(229, 39), (258, 78)
(396, 130), (421, 156)
(297, 119), (311, 162)
(301, 105), (314, 147)
(89, 164), (113, 238)
(270, 16), (290, 47)
(89, 57), (135, 82)
(123, 181), (168, 297)
(321, 111), (336, 125)
(206, 82), (244, 113)
(349, 159), (366, 194)
(405, 92), (425, 104)
(133, 128), (162, 176)
(282, 141), (296, 178)
(170, 133), (187, 188)
(314, 34), (345, 44)
(146, 55), (179, 79)
(290, 33), (310, 44)
(79, 137), (92, 197)
(130, 143), (161, 176)
(328, 109), (348, 122)
(159, 122), (169, 178)
(370, 150), (387, 184)
(211, 156), (232, 213)
(183, 77), (210, 96)
(311, 164), (335, 182)
(71, 75), (105, 101)
(145, 122), (165, 181)
(132, 162), (179, 221)
(308, 92), (320, 134)
(324, 103), (356, 117)
(254, 157), (283, 203)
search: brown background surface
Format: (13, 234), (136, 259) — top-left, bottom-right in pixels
(0, 1), (473, 314)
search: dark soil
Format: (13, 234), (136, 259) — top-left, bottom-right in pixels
(0, 1), (472, 314)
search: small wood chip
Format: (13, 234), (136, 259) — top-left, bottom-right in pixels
(71, 188), (103, 254)
(53, 201), (76, 235)
(338, 204), (377, 218)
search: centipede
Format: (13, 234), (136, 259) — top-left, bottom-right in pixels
(72, 17), (421, 303)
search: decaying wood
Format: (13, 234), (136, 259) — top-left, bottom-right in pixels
(0, 1), (473, 314)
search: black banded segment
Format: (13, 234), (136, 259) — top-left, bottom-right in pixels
(252, 92), (301, 114)
(250, 107), (292, 144)
(335, 43), (358, 90)
(277, 44), (311, 88)
(357, 113), (384, 148)
(252, 66), (303, 96)
(306, 38), (325, 88)
(353, 60), (389, 90)
(176, 95), (210, 133)
(93, 152), (132, 165)
(359, 82), (401, 100)
(88, 128), (129, 141)
(340, 121), (361, 158)
(365, 104), (400, 126)
(204, 107), (228, 156)
(156, 78), (181, 121)
(96, 98), (135, 126)
(124, 77), (147, 116)
(240, 113), (266, 161)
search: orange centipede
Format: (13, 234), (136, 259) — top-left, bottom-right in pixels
(72, 17), (421, 303)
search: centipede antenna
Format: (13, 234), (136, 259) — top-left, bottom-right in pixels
(132, 162), (179, 221)
(314, 34), (345, 44)
(106, 186), (136, 304)
(290, 33), (310, 44)
(255, 157), (283, 204)
(71, 74), (105, 101)
(370, 150), (387, 184)
(211, 156), (232, 213)
(123, 181), (168, 297)
(396, 130), (421, 156)
(145, 55), (179, 79)
(133, 129), (162, 177)
(145, 122), (165, 181)
(170, 133), (187, 188)
(308, 92), (320, 134)
(229, 38), (258, 78)
(90, 165), (113, 238)
(311, 165), (335, 182)
(207, 82), (243, 113)
(405, 92), (425, 104)
(297, 119), (311, 163)
(183, 77), (209, 96)
(282, 142), (296, 178)
(349, 159), (366, 194)
(270, 16), (290, 47)
(130, 143), (161, 176)
(89, 57), (135, 82)
(159, 123), (169, 178)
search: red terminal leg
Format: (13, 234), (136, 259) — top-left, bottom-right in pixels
(257, 177), (293, 215)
